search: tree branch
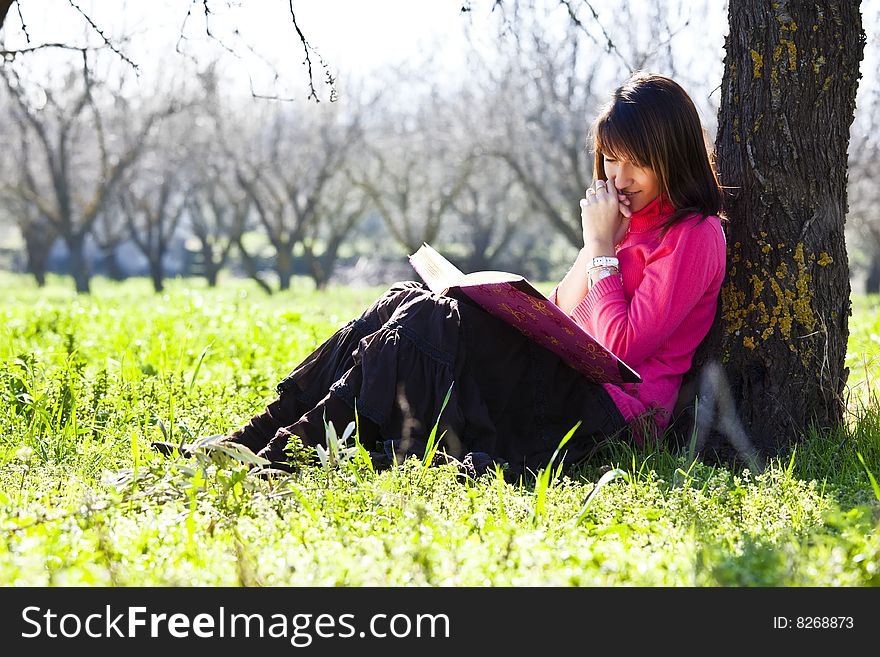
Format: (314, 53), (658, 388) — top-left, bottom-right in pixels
(287, 0), (335, 101)
(66, 0), (139, 72)
(557, 0), (633, 72)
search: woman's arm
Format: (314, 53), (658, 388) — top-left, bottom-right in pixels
(556, 177), (629, 314)
(572, 220), (726, 366)
(554, 239), (615, 315)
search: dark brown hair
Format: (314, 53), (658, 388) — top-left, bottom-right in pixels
(591, 72), (723, 232)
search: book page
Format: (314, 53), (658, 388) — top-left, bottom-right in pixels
(458, 270), (523, 286)
(408, 243), (466, 295)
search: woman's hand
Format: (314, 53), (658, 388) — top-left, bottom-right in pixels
(580, 176), (632, 248)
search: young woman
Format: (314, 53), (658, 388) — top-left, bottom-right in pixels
(159, 73), (726, 481)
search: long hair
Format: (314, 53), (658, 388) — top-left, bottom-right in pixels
(591, 73), (724, 232)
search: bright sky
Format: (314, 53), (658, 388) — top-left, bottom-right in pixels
(2, 1), (484, 101)
(1, 1), (876, 117)
(2, 1), (730, 99)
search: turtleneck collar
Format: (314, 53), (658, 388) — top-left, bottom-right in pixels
(627, 194), (675, 234)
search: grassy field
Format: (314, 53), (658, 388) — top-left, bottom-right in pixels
(1, 272), (879, 586)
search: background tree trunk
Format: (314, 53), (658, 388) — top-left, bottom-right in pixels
(67, 233), (91, 294)
(149, 262), (165, 293)
(98, 246), (126, 281)
(703, 0), (865, 457)
(866, 250), (880, 295)
(203, 249), (221, 288)
(20, 222), (54, 287)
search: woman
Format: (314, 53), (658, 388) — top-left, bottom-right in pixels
(158, 73), (726, 481)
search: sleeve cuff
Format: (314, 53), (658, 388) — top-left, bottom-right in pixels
(570, 274), (624, 328)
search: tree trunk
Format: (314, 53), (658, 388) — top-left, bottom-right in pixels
(707, 0), (864, 457)
(234, 236), (273, 295)
(150, 261), (164, 293)
(20, 221), (55, 287)
(276, 249), (294, 291)
(24, 237), (51, 287)
(866, 250), (880, 295)
(305, 243), (340, 290)
(199, 244), (221, 287)
(99, 246), (126, 281)
(67, 233), (91, 294)
(205, 264), (219, 287)
(311, 261), (330, 290)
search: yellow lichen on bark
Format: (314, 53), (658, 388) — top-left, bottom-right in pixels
(722, 240), (818, 365)
(751, 50), (764, 78)
(782, 39), (797, 71)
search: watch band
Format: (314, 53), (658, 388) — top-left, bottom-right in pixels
(590, 256), (619, 269)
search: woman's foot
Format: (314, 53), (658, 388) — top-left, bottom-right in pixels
(254, 427), (297, 473)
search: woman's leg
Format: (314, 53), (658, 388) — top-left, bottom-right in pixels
(223, 281), (430, 455)
(255, 285), (464, 470)
(241, 283), (629, 478)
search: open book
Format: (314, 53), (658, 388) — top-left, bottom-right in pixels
(408, 243), (640, 385)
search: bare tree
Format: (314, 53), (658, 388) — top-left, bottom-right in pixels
(446, 159), (526, 272)
(0, 189), (56, 285)
(847, 137), (880, 294)
(846, 78), (880, 295)
(0, 59), (172, 292)
(0, 124), (57, 285)
(356, 86), (475, 254)
(161, 70), (249, 288)
(301, 170), (369, 289)
(476, 9), (602, 248)
(235, 100), (365, 291)
(186, 175), (249, 288)
(91, 199), (129, 281)
(119, 171), (185, 293)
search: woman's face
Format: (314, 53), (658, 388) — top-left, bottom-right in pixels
(602, 155), (661, 213)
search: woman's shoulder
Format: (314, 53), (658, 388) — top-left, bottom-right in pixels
(666, 212), (726, 246)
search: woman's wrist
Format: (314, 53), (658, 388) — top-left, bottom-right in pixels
(581, 239), (615, 261)
(581, 241), (620, 290)
(587, 264), (622, 288)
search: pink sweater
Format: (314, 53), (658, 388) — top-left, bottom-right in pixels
(550, 195), (726, 441)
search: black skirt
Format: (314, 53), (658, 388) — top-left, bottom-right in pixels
(266, 281), (627, 480)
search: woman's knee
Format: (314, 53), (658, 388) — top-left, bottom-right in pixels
(362, 280), (431, 325)
(386, 280), (428, 296)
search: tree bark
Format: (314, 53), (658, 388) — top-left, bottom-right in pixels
(705, 0), (864, 457)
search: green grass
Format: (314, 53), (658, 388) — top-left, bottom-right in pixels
(1, 272), (879, 585)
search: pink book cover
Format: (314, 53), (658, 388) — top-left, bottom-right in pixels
(409, 244), (640, 386)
